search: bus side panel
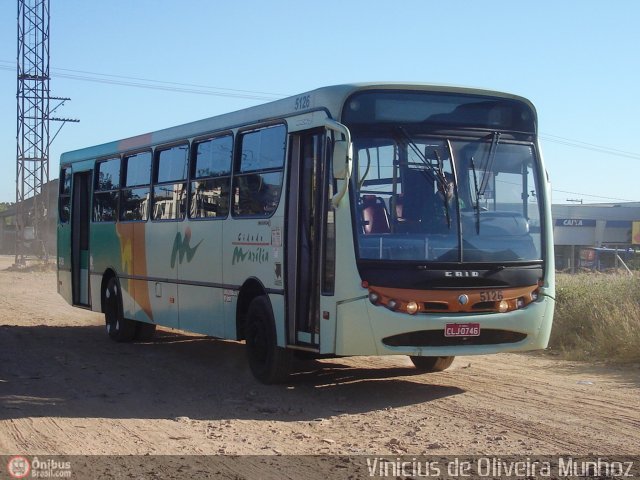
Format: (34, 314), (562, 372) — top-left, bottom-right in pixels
(57, 271), (73, 305)
(269, 293), (286, 347)
(179, 285), (224, 336)
(533, 297), (555, 349)
(320, 192), (362, 354)
(89, 274), (102, 313)
(223, 215), (286, 345)
(90, 222), (124, 311)
(57, 219), (73, 304)
(144, 221), (178, 328)
(91, 222), (138, 318)
(177, 220), (225, 338)
(128, 222), (153, 323)
(335, 299), (378, 356)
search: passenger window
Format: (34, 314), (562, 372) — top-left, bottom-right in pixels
(124, 151), (151, 187)
(233, 125), (286, 217)
(121, 151), (151, 221)
(58, 167), (72, 223)
(93, 157), (121, 222)
(190, 135), (232, 219)
(156, 144), (189, 183)
(153, 144), (188, 221)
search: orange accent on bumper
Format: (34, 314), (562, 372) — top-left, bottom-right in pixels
(368, 284), (539, 314)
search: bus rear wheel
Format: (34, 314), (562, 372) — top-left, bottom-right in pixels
(245, 295), (292, 384)
(410, 355), (454, 372)
(104, 277), (135, 342)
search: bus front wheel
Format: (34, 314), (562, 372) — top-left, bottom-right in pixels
(245, 295), (292, 384)
(410, 355), (454, 372)
(104, 277), (136, 342)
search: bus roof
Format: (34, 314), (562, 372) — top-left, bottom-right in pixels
(60, 83), (536, 165)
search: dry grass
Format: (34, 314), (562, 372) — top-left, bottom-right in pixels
(551, 273), (640, 363)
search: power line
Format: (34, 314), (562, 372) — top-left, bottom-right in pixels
(52, 66), (287, 98)
(4, 59), (640, 160)
(540, 133), (640, 160)
(551, 188), (638, 203)
(0, 61), (287, 101)
(3, 60), (639, 203)
(497, 178), (639, 203)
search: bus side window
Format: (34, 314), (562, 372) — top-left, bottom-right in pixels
(120, 151), (151, 221)
(93, 157), (121, 222)
(152, 144), (188, 221)
(190, 134), (233, 219)
(59, 167), (72, 223)
(233, 125), (286, 217)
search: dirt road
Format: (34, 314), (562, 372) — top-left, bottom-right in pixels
(1, 256), (639, 457)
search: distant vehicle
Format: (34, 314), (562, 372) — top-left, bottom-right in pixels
(57, 83), (555, 383)
(579, 246), (634, 272)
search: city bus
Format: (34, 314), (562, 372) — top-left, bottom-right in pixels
(57, 83), (555, 383)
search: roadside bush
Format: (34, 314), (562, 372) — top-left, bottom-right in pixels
(551, 273), (640, 363)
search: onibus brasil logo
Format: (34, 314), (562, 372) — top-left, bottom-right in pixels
(7, 456), (72, 478)
(171, 227), (203, 268)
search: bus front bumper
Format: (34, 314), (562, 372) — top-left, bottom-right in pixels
(334, 295), (555, 357)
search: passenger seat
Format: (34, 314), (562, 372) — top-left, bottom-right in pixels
(362, 195), (390, 234)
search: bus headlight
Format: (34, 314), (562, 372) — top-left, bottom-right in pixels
(406, 301), (419, 315)
(368, 292), (380, 304)
(387, 299), (399, 311)
(498, 300), (509, 313)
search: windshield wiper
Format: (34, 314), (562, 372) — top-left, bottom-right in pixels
(469, 155), (481, 234)
(395, 128), (448, 190)
(469, 132), (501, 235)
(395, 127), (452, 227)
(478, 131), (501, 196)
(433, 149), (451, 228)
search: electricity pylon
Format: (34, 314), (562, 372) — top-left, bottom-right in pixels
(16, 0), (77, 265)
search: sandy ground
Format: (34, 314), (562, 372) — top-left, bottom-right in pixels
(1, 255), (639, 458)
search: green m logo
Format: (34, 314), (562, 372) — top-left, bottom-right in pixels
(171, 227), (203, 268)
(232, 246), (248, 265)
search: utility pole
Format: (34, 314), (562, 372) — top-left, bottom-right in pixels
(16, 0), (77, 266)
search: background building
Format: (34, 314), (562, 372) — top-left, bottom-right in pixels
(0, 179), (58, 256)
(553, 202), (640, 272)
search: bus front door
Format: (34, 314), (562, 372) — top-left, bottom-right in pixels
(71, 171), (91, 306)
(286, 130), (327, 348)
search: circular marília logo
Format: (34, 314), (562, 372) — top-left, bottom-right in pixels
(458, 294), (469, 305)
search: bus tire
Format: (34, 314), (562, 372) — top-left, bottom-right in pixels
(134, 321), (157, 342)
(104, 277), (135, 342)
(410, 355), (454, 372)
(245, 295), (292, 384)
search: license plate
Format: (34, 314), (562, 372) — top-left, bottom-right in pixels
(445, 322), (481, 337)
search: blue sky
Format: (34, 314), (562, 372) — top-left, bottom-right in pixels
(0, 0), (638, 204)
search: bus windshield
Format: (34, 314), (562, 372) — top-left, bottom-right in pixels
(352, 129), (542, 263)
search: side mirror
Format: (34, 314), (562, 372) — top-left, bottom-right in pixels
(332, 139), (352, 180)
(323, 119), (352, 207)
